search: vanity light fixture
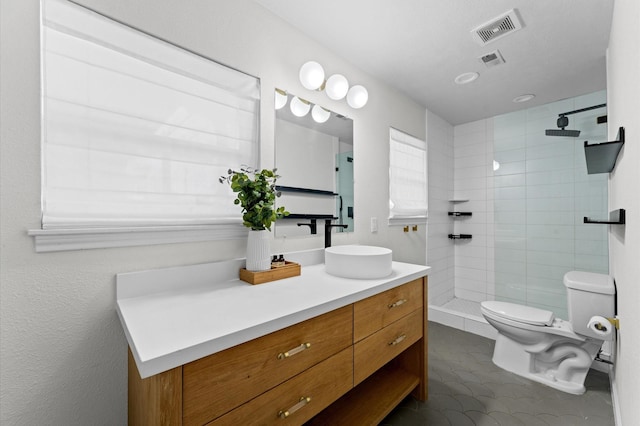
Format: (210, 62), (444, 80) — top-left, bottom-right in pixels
(454, 71), (479, 85)
(275, 88), (288, 110)
(299, 61), (325, 90)
(325, 74), (349, 100)
(347, 85), (369, 109)
(298, 61), (368, 109)
(290, 96), (311, 117)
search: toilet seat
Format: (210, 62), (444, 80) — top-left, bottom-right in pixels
(481, 301), (585, 341)
(481, 301), (555, 326)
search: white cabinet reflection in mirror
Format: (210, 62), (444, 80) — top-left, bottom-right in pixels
(274, 91), (354, 237)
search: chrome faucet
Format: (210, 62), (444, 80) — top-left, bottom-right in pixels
(324, 219), (348, 247)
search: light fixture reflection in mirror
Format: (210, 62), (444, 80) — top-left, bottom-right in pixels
(312, 105), (330, 123)
(290, 96), (311, 117)
(274, 89), (354, 238)
(275, 89), (288, 110)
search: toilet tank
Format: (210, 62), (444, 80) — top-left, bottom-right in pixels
(564, 271), (615, 339)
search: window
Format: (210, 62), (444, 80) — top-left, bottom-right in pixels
(31, 0), (259, 251)
(389, 128), (428, 225)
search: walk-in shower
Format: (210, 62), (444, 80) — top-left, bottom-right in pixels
(429, 91), (609, 339)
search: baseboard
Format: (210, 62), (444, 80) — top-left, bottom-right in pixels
(609, 367), (622, 426)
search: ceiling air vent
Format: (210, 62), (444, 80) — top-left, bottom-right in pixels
(471, 9), (523, 46)
(479, 50), (506, 68)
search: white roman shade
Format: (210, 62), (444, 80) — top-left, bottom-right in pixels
(40, 0), (259, 229)
(389, 128), (428, 225)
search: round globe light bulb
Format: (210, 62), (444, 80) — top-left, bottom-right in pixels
(325, 74), (349, 100)
(311, 104), (331, 123)
(346, 85), (369, 109)
(274, 89), (287, 110)
(299, 61), (325, 90)
(290, 96), (310, 117)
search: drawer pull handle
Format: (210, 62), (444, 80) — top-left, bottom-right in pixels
(388, 299), (407, 309)
(388, 334), (407, 346)
(277, 342), (311, 360)
(278, 396), (311, 419)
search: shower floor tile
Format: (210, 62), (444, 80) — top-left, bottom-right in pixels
(381, 322), (614, 426)
(440, 297), (483, 318)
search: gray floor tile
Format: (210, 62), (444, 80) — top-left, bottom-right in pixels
(382, 322), (614, 426)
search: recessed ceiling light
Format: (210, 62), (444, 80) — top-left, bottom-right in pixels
(454, 72), (479, 85)
(513, 94), (535, 103)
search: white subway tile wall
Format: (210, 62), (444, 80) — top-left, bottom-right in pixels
(426, 110), (455, 306)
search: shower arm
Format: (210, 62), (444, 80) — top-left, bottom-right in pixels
(557, 103), (606, 118)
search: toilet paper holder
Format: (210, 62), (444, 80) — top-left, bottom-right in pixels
(596, 317), (620, 331)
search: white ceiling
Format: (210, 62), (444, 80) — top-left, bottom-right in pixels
(252, 0), (614, 125)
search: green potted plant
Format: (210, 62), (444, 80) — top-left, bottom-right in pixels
(220, 166), (289, 271)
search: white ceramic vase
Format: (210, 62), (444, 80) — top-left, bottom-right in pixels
(245, 229), (271, 271)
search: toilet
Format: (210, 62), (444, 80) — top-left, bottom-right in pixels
(480, 271), (616, 395)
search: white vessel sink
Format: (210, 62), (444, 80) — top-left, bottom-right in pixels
(324, 245), (393, 279)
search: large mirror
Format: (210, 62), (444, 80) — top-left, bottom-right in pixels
(274, 90), (354, 238)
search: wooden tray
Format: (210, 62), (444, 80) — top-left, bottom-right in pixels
(239, 261), (301, 285)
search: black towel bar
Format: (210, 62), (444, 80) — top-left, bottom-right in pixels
(448, 234), (472, 240)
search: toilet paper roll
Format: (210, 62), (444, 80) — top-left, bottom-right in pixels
(588, 315), (613, 337)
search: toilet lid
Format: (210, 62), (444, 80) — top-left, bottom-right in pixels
(481, 301), (555, 326)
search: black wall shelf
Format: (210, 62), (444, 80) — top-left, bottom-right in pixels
(584, 127), (625, 174)
(276, 185), (338, 196)
(448, 212), (472, 217)
(448, 234), (472, 240)
(584, 209), (625, 225)
(282, 214), (337, 220)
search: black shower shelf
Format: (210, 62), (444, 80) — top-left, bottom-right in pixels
(448, 234), (472, 240)
(584, 209), (625, 225)
(448, 212), (472, 217)
(584, 127), (625, 174)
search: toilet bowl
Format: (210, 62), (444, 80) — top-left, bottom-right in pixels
(481, 271), (615, 395)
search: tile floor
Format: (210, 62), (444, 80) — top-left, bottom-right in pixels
(382, 322), (615, 426)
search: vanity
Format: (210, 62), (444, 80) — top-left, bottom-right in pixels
(117, 250), (429, 425)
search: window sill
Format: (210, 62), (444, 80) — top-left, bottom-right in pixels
(28, 224), (248, 252)
(388, 217), (428, 226)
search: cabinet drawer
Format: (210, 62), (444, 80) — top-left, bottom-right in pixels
(353, 278), (423, 342)
(207, 347), (353, 426)
(354, 309), (422, 385)
(183, 305), (353, 426)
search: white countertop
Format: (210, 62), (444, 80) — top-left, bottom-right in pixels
(116, 250), (430, 378)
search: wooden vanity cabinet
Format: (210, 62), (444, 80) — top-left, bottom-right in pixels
(128, 277), (427, 426)
(307, 277), (427, 425)
(183, 306), (353, 425)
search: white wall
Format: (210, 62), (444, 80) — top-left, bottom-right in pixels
(0, 0), (426, 424)
(606, 0), (640, 423)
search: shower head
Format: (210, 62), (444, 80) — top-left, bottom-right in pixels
(545, 129), (581, 137)
(545, 115), (581, 137)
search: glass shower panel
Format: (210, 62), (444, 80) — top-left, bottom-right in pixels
(336, 151), (354, 232)
(493, 91), (608, 319)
